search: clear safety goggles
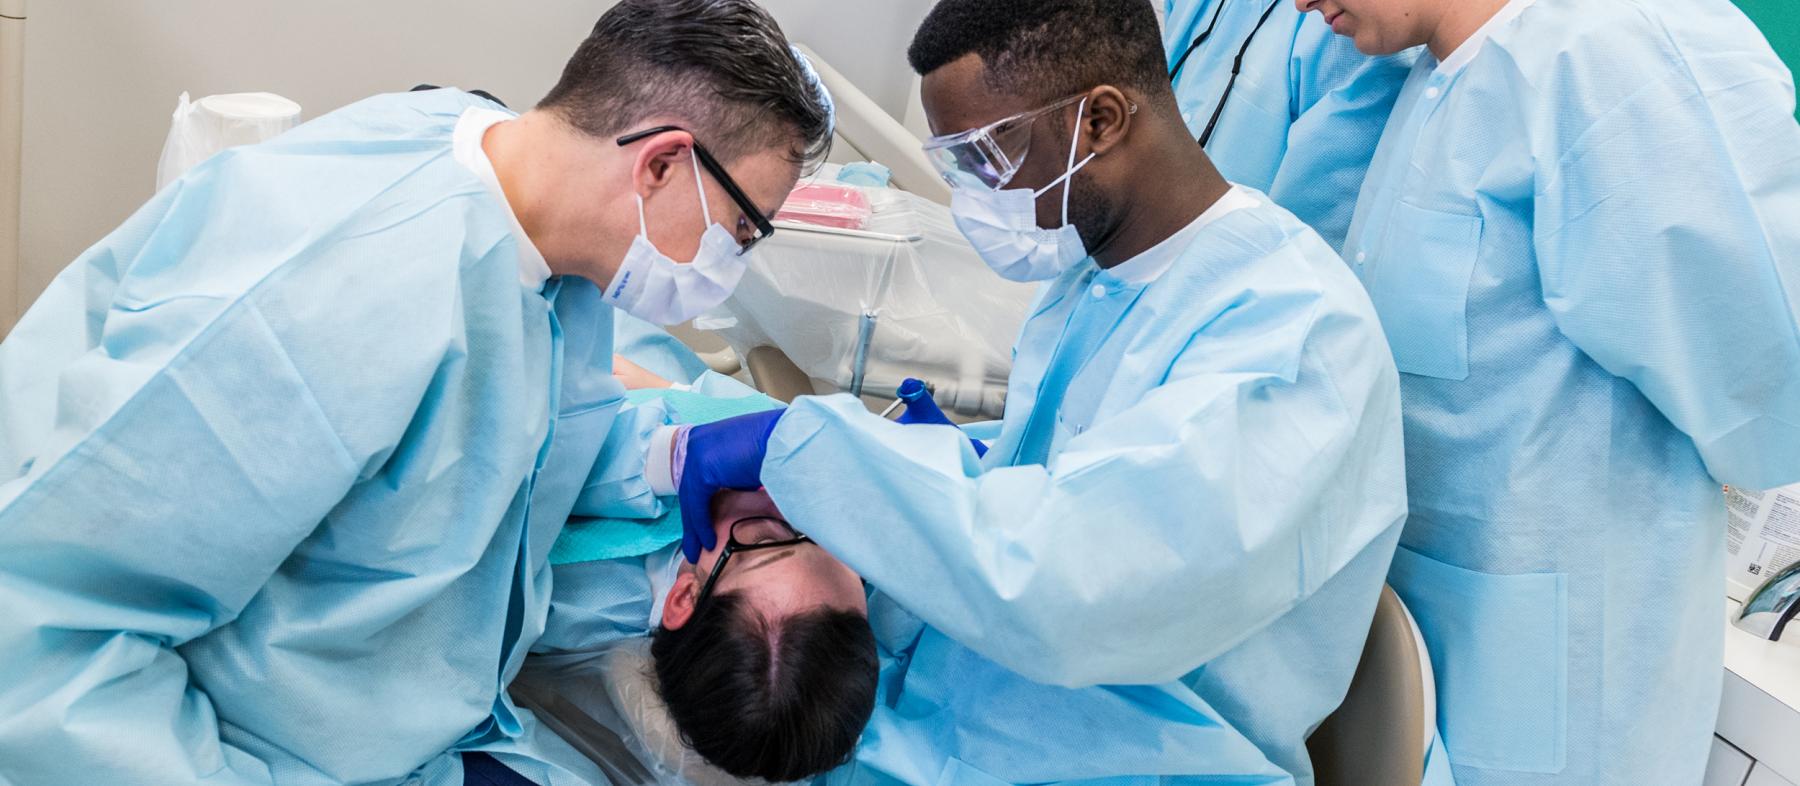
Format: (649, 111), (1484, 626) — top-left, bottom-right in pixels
(922, 93), (1090, 191)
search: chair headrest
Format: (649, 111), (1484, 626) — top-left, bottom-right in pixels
(600, 639), (770, 786)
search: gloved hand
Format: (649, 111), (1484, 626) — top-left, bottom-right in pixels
(893, 378), (989, 457)
(676, 409), (784, 563)
(894, 378), (953, 426)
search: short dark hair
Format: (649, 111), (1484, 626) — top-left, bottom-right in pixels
(651, 593), (878, 781)
(540, 0), (832, 166)
(907, 0), (1171, 106)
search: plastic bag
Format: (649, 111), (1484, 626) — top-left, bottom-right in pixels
(774, 182), (872, 230)
(156, 92), (302, 191)
(835, 161), (893, 188)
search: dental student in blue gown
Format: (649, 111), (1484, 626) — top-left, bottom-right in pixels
(1301, 0), (1800, 782)
(668, 1), (1410, 783)
(0, 2), (833, 783)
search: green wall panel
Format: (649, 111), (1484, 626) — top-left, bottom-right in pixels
(1736, 0), (1800, 118)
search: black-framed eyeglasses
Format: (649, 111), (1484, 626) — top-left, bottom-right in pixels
(694, 517), (813, 615)
(616, 126), (776, 254)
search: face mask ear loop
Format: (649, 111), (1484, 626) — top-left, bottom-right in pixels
(1060, 98), (1086, 226)
(690, 146), (714, 227)
(1030, 98), (1096, 228)
(635, 193), (650, 238)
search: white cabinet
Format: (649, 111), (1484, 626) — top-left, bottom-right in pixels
(1709, 736), (1755, 786)
(1748, 765), (1799, 786)
(1717, 599), (1800, 786)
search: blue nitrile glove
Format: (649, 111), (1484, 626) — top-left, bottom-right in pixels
(894, 378), (988, 457)
(894, 378), (951, 426)
(676, 409), (785, 563)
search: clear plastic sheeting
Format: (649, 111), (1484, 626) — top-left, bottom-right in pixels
(697, 185), (1036, 418)
(510, 640), (763, 786)
(156, 92), (302, 191)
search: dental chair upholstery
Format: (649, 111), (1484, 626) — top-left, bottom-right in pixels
(1307, 585), (1434, 786)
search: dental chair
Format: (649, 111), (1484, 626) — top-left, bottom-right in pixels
(515, 590), (1438, 786)
(743, 346), (815, 405)
(1307, 585), (1439, 786)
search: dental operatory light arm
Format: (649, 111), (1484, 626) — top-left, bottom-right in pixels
(791, 44), (950, 205)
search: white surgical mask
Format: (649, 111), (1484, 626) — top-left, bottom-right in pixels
(603, 149), (749, 325)
(949, 98), (1095, 282)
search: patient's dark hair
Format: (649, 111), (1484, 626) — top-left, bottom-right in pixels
(652, 593), (877, 782)
(908, 0), (1172, 109)
(539, 0), (832, 165)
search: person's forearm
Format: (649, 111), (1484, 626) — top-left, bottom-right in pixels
(763, 382), (1405, 688)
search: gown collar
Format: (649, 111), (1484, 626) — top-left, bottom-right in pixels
(453, 107), (553, 292)
(1436, 0), (1539, 76)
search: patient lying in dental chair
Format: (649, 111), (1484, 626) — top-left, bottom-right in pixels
(508, 359), (877, 786)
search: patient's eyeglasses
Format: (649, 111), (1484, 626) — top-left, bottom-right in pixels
(694, 517), (812, 615)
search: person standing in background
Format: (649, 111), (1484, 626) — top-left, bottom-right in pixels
(1165, 0), (1416, 250)
(1302, 0), (1800, 783)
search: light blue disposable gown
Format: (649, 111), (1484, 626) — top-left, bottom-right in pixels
(1163, 0), (1417, 250)
(1341, 0), (1800, 783)
(0, 89), (669, 786)
(614, 313), (714, 387)
(763, 194), (1409, 785)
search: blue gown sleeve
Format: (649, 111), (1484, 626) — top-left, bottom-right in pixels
(1533, 41), (1800, 491)
(552, 287), (667, 523)
(0, 337), (362, 783)
(571, 397), (668, 520)
(760, 300), (1406, 688)
(534, 555), (662, 655)
(570, 371), (768, 520)
(0, 209), (476, 785)
(0, 321), (443, 784)
(1267, 20), (1418, 251)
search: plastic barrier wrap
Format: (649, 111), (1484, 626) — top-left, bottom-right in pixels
(156, 92), (301, 191)
(697, 185), (1036, 418)
(511, 640), (757, 786)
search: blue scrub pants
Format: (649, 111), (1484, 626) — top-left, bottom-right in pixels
(462, 752), (540, 786)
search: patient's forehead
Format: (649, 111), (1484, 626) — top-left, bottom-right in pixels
(725, 546), (866, 618)
(694, 489), (866, 617)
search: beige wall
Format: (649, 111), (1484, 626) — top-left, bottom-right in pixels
(15, 0), (931, 317)
(2, 10), (23, 334)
